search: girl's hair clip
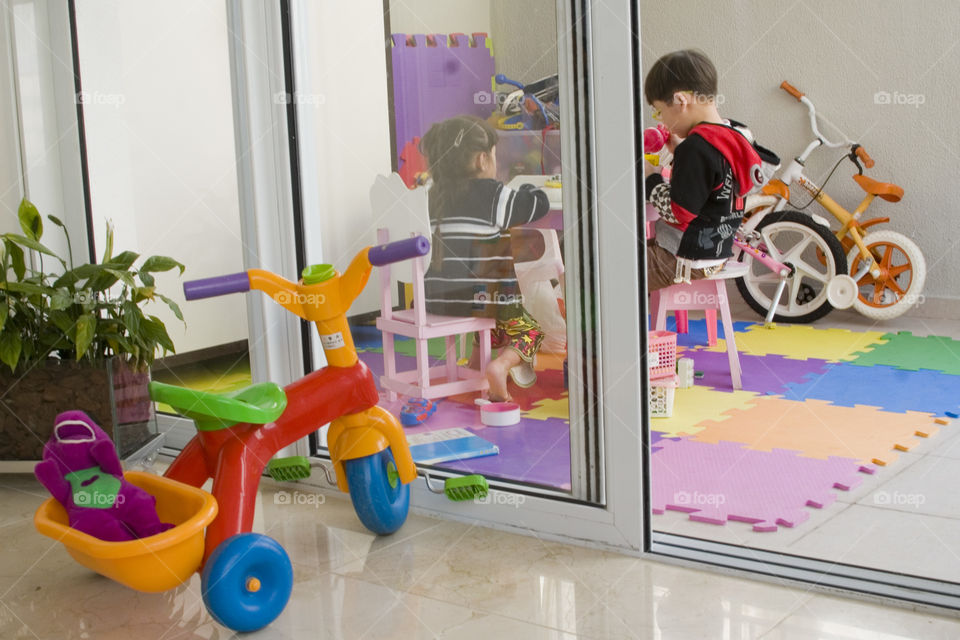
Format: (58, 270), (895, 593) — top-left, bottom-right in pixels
(453, 127), (466, 148)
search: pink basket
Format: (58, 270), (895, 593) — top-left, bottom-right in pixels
(648, 330), (677, 380)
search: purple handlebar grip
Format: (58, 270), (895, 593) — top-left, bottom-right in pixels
(184, 272), (251, 300)
(368, 235), (430, 266)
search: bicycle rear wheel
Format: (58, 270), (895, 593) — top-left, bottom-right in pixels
(847, 229), (926, 320)
(736, 210), (847, 323)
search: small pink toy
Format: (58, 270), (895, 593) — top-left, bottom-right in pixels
(643, 124), (672, 153)
(33, 410), (173, 542)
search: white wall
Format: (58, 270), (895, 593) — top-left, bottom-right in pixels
(388, 0), (490, 37)
(640, 0), (960, 302)
(490, 0), (557, 83)
(74, 0), (247, 353)
(295, 0), (394, 318)
(0, 6), (22, 233)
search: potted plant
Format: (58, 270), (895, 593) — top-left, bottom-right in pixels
(0, 199), (185, 462)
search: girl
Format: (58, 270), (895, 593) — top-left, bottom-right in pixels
(420, 115), (551, 402)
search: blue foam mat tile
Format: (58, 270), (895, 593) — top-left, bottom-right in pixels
(653, 317), (757, 349)
(782, 362), (960, 415)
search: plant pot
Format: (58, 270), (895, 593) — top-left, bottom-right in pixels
(0, 357), (158, 461)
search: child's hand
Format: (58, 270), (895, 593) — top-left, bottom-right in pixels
(665, 132), (682, 154)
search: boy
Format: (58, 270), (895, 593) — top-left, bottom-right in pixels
(643, 49), (763, 291)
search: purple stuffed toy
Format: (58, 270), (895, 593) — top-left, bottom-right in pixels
(34, 410), (174, 542)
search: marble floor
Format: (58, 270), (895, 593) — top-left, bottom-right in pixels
(654, 303), (960, 582)
(4, 471), (960, 639)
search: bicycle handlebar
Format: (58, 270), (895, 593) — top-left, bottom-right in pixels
(780, 81), (804, 102)
(855, 146), (875, 169)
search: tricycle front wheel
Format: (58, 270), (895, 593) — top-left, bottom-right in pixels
(201, 533), (293, 632)
(344, 447), (410, 535)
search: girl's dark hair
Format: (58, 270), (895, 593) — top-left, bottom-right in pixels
(644, 49), (718, 105)
(420, 115), (497, 218)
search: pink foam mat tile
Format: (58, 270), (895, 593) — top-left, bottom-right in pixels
(651, 438), (872, 532)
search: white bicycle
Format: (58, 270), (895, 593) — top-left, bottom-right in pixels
(736, 81), (926, 322)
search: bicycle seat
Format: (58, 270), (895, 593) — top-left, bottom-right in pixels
(148, 381), (288, 431)
(853, 174), (903, 203)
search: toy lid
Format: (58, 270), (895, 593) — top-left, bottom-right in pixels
(301, 263), (335, 284)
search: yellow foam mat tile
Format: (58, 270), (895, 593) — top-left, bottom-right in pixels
(691, 396), (938, 466)
(525, 397), (571, 421)
(650, 385), (762, 438)
(704, 324), (889, 362)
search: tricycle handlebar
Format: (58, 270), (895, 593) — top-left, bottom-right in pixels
(368, 235), (430, 266)
(184, 271), (250, 300)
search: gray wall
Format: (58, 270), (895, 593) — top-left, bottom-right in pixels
(640, 0), (960, 302)
(490, 0), (558, 83)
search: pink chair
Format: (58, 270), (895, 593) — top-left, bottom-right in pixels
(371, 174), (495, 401)
(649, 264), (745, 390)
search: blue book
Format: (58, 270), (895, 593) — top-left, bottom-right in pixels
(405, 428), (499, 464)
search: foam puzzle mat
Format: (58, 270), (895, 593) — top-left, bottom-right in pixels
(653, 318), (959, 533)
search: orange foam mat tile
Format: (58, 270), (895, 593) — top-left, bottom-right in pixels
(650, 385), (764, 439)
(704, 324), (889, 362)
(691, 396), (938, 466)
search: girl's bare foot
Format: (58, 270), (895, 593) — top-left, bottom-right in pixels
(485, 358), (512, 402)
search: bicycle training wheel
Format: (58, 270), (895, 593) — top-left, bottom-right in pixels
(847, 229), (926, 321)
(344, 447), (410, 535)
(736, 210), (847, 323)
(201, 533), (294, 632)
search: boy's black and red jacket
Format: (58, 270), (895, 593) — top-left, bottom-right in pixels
(645, 122), (763, 260)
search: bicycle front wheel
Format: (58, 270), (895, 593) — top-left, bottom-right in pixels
(848, 229), (926, 321)
(736, 210), (848, 323)
(344, 447), (410, 535)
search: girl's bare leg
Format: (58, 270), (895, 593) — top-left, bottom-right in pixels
(486, 349), (522, 402)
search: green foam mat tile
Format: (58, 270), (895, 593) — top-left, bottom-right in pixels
(847, 331), (960, 375)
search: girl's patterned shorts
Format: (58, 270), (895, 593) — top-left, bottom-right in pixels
(490, 308), (544, 362)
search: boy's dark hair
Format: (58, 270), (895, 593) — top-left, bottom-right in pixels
(644, 49), (718, 105)
(420, 115), (497, 218)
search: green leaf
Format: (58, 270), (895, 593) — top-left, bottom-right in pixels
(0, 329), (22, 372)
(49, 290), (75, 310)
(138, 271), (155, 287)
(49, 310), (77, 334)
(140, 255), (185, 274)
(2, 233), (61, 261)
(18, 199), (42, 241)
(141, 315), (175, 353)
(158, 294), (184, 321)
(104, 268), (137, 289)
(5, 239), (25, 280)
(121, 300), (141, 334)
(133, 286), (155, 303)
(73, 313), (97, 360)
(0, 304), (7, 332)
(109, 251), (139, 270)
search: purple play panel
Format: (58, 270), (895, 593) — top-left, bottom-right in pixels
(651, 438), (873, 532)
(391, 33), (495, 160)
(358, 349), (572, 490)
(686, 349), (832, 394)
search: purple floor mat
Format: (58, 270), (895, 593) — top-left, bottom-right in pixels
(358, 349), (572, 490)
(686, 349), (832, 394)
(651, 438), (872, 532)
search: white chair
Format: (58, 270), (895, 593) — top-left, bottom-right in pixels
(513, 227), (566, 353)
(371, 174), (495, 401)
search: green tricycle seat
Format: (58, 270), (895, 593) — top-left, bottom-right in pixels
(148, 381), (288, 432)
